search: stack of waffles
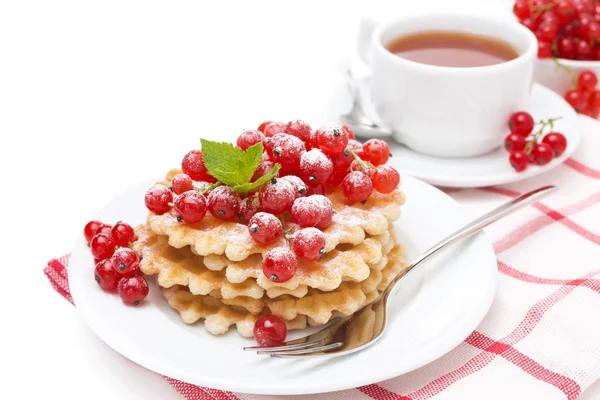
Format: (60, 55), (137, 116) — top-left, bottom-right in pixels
(132, 169), (408, 337)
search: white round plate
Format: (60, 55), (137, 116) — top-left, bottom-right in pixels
(69, 175), (497, 395)
(326, 77), (581, 188)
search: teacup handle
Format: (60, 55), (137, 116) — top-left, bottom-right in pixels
(357, 15), (381, 66)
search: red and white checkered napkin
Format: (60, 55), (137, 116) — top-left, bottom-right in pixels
(45, 118), (600, 400)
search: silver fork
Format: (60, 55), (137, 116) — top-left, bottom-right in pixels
(244, 185), (557, 358)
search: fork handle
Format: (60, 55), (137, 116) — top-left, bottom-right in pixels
(388, 185), (557, 292)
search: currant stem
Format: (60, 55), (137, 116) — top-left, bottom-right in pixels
(552, 57), (578, 88)
(524, 117), (562, 154)
(349, 150), (375, 171)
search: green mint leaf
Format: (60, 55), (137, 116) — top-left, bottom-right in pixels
(200, 139), (263, 187)
(233, 164), (281, 195)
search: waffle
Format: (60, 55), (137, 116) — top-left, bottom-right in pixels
(147, 169), (405, 262)
(133, 224), (396, 298)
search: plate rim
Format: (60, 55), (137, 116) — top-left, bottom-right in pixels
(69, 175), (498, 395)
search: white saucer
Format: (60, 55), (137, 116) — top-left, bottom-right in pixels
(69, 175), (497, 395)
(326, 77), (581, 188)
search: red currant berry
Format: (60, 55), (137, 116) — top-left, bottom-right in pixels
(90, 233), (116, 261)
(292, 228), (326, 261)
(94, 259), (120, 291)
(573, 13), (594, 37)
(581, 105), (600, 118)
(331, 140), (362, 171)
(509, 151), (529, 172)
(577, 70), (598, 92)
(171, 173), (193, 195)
(111, 247), (140, 274)
(175, 190), (208, 223)
(589, 90), (600, 111)
(308, 130), (320, 149)
(84, 220), (102, 243)
(504, 133), (527, 153)
(257, 120), (273, 133)
(586, 22), (600, 42)
(258, 178), (295, 214)
(117, 275), (149, 305)
(371, 165), (400, 194)
(513, 0), (530, 19)
(263, 121), (285, 138)
(306, 184), (325, 196)
(557, 37), (575, 59)
(540, 12), (560, 26)
(239, 196), (261, 223)
(144, 185), (173, 215)
(280, 175), (307, 199)
(324, 167), (348, 188)
(237, 129), (265, 151)
(537, 40), (553, 58)
(316, 125), (349, 155)
(248, 212), (282, 244)
(554, 0), (577, 23)
(531, 143), (554, 165)
(262, 248), (297, 283)
(207, 186), (241, 221)
(283, 120), (312, 146)
(299, 149), (333, 187)
(520, 17), (537, 32)
(564, 89), (588, 111)
(94, 224), (113, 237)
(314, 195), (334, 230)
(291, 196), (322, 227)
(270, 134), (306, 172)
(575, 40), (593, 60)
(542, 132), (568, 156)
(111, 222), (135, 247)
(182, 150), (215, 182)
(252, 160), (279, 182)
(342, 171), (373, 204)
(341, 125), (356, 140)
(350, 160), (376, 177)
(574, 0), (593, 14)
(253, 314), (287, 346)
(536, 21), (559, 41)
(362, 139), (390, 166)
(508, 111), (535, 136)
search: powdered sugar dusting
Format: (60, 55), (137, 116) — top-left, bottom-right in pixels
(281, 175), (307, 199)
(301, 149), (332, 170)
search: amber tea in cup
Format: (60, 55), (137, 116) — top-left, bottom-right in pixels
(386, 31), (519, 67)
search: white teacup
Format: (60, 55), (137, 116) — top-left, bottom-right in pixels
(358, 13), (537, 158)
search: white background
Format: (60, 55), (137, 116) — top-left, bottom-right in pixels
(1, 0), (599, 399)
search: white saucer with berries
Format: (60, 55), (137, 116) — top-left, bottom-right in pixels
(328, 76), (582, 188)
(69, 175), (496, 395)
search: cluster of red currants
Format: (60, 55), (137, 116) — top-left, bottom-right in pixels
(513, 0), (600, 60)
(563, 69), (600, 118)
(505, 111), (568, 172)
(84, 221), (149, 305)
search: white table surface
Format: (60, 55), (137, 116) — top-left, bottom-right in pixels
(2, 0), (599, 398)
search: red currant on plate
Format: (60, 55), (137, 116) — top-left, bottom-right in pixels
(253, 314), (287, 346)
(117, 275), (150, 305)
(270, 134), (306, 172)
(248, 212), (282, 245)
(531, 143), (554, 165)
(207, 186), (241, 221)
(564, 89), (588, 112)
(291, 196), (322, 227)
(94, 259), (120, 291)
(509, 151), (529, 172)
(280, 175), (307, 199)
(283, 120), (312, 146)
(350, 160), (375, 177)
(371, 165), (400, 194)
(341, 125), (355, 140)
(292, 228), (326, 261)
(342, 171), (373, 204)
(508, 111), (534, 137)
(111, 247), (140, 274)
(94, 223), (113, 237)
(257, 120), (273, 133)
(145, 185), (173, 215)
(362, 139), (390, 166)
(313, 195), (334, 230)
(504, 133), (527, 153)
(258, 178), (295, 215)
(542, 132), (568, 156)
(175, 190), (208, 223)
(317, 125), (349, 155)
(84, 220), (102, 243)
(262, 248), (297, 283)
(577, 70), (598, 92)
(299, 149), (333, 187)
(263, 121), (285, 138)
(111, 222), (135, 247)
(512, 0), (530, 19)
(537, 41), (552, 58)
(182, 150), (215, 182)
(237, 129), (265, 151)
(90, 233), (116, 261)
(171, 173), (194, 195)
(239, 196), (261, 223)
